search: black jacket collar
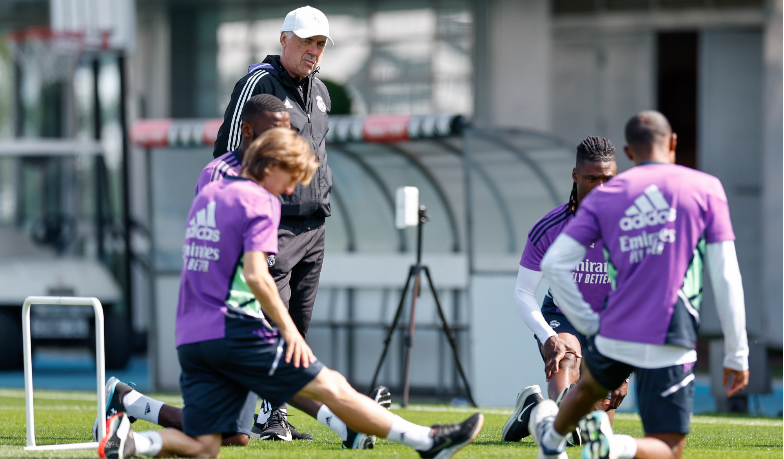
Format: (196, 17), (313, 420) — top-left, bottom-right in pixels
(263, 55), (312, 88)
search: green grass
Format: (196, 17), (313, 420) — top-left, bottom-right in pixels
(0, 389), (780, 458)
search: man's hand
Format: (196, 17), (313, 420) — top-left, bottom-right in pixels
(281, 327), (315, 369)
(607, 380), (628, 410)
(542, 335), (582, 381)
(723, 368), (749, 397)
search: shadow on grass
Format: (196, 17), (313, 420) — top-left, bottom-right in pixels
(472, 440), (538, 447)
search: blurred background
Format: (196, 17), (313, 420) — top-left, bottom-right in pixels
(0, 0), (780, 415)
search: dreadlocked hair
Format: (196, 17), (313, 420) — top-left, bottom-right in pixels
(567, 136), (616, 212)
(567, 182), (578, 212)
(577, 136), (616, 164)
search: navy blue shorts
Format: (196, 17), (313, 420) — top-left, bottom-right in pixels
(536, 310), (587, 363)
(584, 337), (695, 434)
(178, 335), (325, 438)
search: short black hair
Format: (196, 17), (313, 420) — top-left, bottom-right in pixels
(624, 110), (672, 147)
(576, 136), (616, 166)
(241, 94), (288, 123)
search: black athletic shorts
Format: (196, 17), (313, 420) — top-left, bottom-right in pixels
(178, 335), (325, 438)
(536, 310), (587, 363)
(584, 336), (695, 434)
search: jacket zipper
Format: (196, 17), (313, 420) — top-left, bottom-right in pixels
(279, 60), (323, 216)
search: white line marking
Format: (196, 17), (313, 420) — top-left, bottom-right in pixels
(0, 405), (94, 410)
(0, 389), (184, 406)
(390, 405), (782, 426)
(0, 390), (779, 427)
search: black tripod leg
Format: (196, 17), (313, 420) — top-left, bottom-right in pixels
(423, 267), (478, 407)
(368, 266), (414, 393)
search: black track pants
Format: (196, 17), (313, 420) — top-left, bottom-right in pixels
(267, 222), (325, 338)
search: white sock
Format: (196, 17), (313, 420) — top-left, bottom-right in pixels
(385, 415), (434, 451)
(123, 391), (164, 425)
(541, 424), (567, 451)
(612, 434), (638, 458)
(133, 431), (162, 456)
(256, 399), (273, 425)
(316, 405), (348, 441)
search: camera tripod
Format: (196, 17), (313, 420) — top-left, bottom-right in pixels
(368, 205), (476, 407)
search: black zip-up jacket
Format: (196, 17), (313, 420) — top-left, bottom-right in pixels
(213, 55), (332, 221)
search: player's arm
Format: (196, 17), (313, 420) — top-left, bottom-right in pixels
(706, 240), (750, 396)
(515, 267), (582, 379)
(515, 267), (554, 342)
(243, 250), (315, 368)
(540, 234), (600, 336)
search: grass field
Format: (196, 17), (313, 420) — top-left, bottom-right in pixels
(0, 389), (780, 458)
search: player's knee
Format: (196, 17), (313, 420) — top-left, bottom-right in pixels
(316, 369), (352, 402)
(593, 398), (611, 412)
(559, 352), (580, 372)
(234, 434), (251, 447)
(192, 442), (221, 458)
(649, 433), (686, 455)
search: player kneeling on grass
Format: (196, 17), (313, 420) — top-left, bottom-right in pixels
(98, 127), (483, 459)
(94, 377), (391, 449)
(530, 111), (749, 459)
(93, 93), (392, 450)
(502, 136), (627, 446)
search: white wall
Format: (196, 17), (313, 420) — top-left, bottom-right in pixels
(469, 274), (548, 407)
(551, 29), (655, 172)
(151, 254), (471, 392)
(131, 2), (170, 119)
(697, 30), (764, 340)
(476, 0), (551, 131)
(761, 0), (783, 348)
(152, 275), (181, 391)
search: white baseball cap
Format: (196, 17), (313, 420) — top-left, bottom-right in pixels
(281, 6), (333, 45)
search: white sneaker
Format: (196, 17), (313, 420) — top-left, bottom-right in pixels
(579, 410), (614, 459)
(528, 399), (567, 459)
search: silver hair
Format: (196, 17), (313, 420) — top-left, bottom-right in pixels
(283, 31), (295, 40)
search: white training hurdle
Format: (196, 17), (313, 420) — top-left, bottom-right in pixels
(22, 296), (106, 450)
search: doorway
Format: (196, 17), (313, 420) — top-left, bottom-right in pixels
(657, 32), (698, 169)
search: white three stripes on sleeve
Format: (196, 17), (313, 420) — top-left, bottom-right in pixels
(227, 70), (268, 152)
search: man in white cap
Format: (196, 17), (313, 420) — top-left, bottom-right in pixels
(211, 6), (355, 443)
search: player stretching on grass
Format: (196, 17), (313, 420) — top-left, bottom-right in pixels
(94, 94), (390, 450)
(213, 6), (339, 441)
(99, 128), (483, 459)
(502, 137), (627, 446)
(530, 111), (749, 459)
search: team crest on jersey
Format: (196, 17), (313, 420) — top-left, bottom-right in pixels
(316, 95), (326, 113)
(284, 98), (293, 109)
(267, 255), (276, 267)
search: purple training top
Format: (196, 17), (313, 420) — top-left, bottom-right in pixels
(521, 203), (611, 314)
(176, 176), (281, 347)
(195, 150), (242, 196)
(563, 163), (735, 348)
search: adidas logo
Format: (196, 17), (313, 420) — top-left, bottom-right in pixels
(144, 403), (151, 415)
(325, 416), (332, 427)
(284, 98), (293, 109)
(186, 201), (221, 242)
(619, 185), (676, 231)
